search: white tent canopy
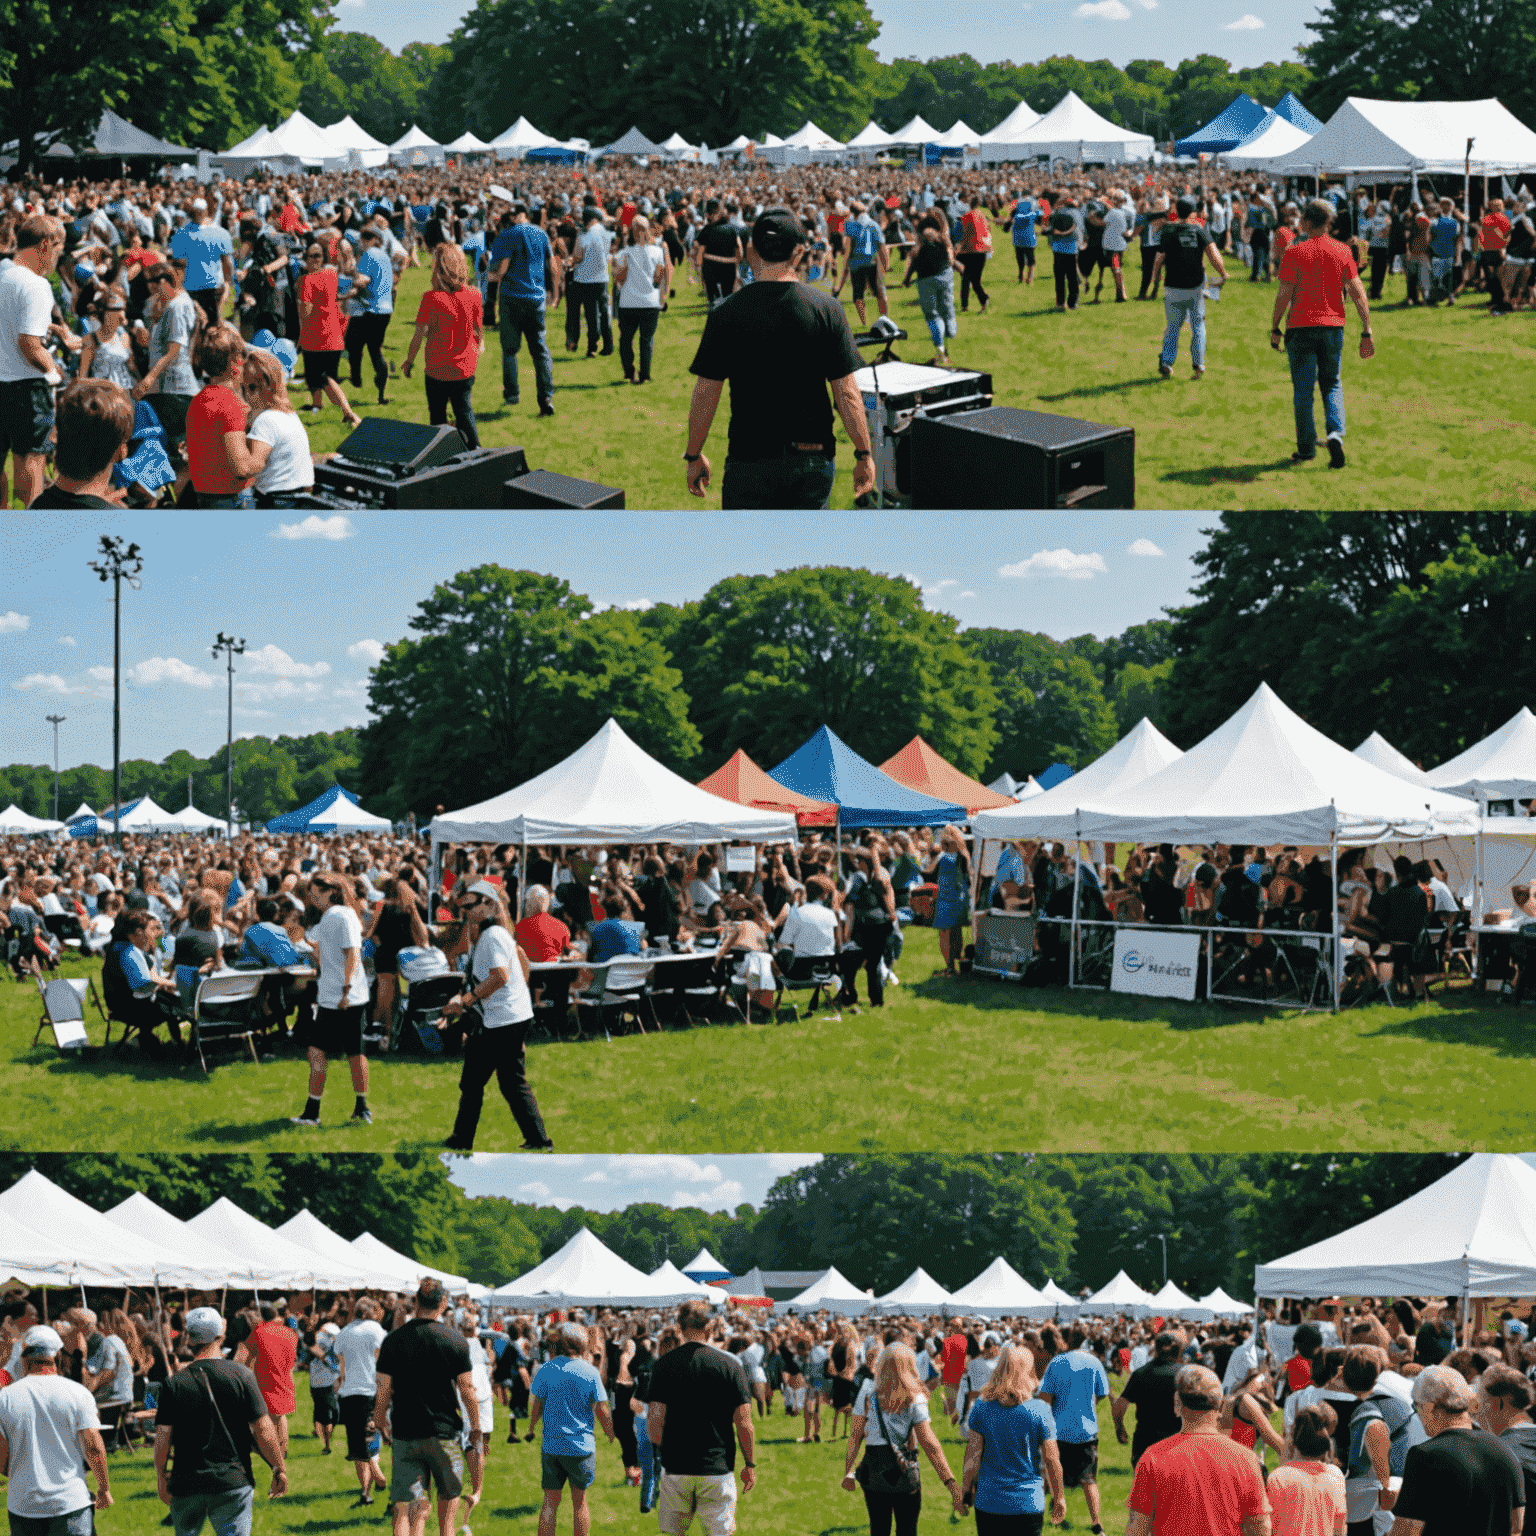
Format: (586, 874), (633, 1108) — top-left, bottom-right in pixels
(324, 115), (391, 167)
(648, 1260), (722, 1301)
(444, 130), (492, 154)
(979, 99), (1045, 162)
(875, 1265), (955, 1313)
(782, 121), (843, 150)
(773, 1264), (874, 1316)
(680, 1245), (730, 1278)
(389, 124), (444, 166)
(307, 795), (393, 832)
(724, 1266), (772, 1299)
(0, 804), (64, 833)
(1038, 1278), (1080, 1315)
(65, 802), (97, 824)
(972, 717), (1182, 841)
(276, 1210), (421, 1291)
(186, 1197), (369, 1290)
(431, 718), (796, 846)
(172, 803), (227, 831)
(493, 1227), (713, 1308)
(1081, 1268), (1155, 1317)
(1353, 731), (1431, 785)
(660, 131), (698, 154)
(107, 1191), (286, 1289)
(1199, 1286), (1252, 1318)
(932, 120), (982, 150)
(0, 1208), (132, 1288)
(211, 128), (303, 174)
(223, 125), (271, 157)
(350, 1231), (472, 1296)
(1254, 1153), (1536, 1299)
(111, 796), (189, 832)
(1269, 97), (1536, 177)
(268, 110), (346, 165)
(889, 114), (942, 146)
(1147, 1279), (1214, 1321)
(975, 684), (1482, 846)
(947, 1256), (1052, 1319)
(1426, 707), (1536, 801)
(492, 116), (563, 159)
(846, 122), (897, 151)
(1221, 111), (1315, 169)
(988, 90), (1154, 165)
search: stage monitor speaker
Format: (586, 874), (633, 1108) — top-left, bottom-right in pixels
(312, 445), (530, 508)
(503, 470), (625, 510)
(334, 418), (466, 477)
(910, 407), (1134, 509)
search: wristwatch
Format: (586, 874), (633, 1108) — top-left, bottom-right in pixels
(1361, 330), (1373, 337)
(743, 1461), (755, 1469)
(683, 452), (701, 463)
(853, 448), (872, 460)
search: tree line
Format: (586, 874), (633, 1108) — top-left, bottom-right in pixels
(0, 1153), (1464, 1298)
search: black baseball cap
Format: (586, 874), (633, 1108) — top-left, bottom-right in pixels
(1176, 196), (1199, 218)
(751, 207), (806, 261)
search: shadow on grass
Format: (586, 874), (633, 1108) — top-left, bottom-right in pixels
(907, 974), (1277, 1030)
(487, 1507), (541, 1521)
(1035, 377), (1168, 402)
(1159, 459), (1300, 486)
(1368, 999), (1536, 1061)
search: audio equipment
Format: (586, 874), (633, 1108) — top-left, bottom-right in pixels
(910, 407), (1134, 509)
(311, 445), (530, 509)
(503, 470), (626, 509)
(851, 360), (993, 504)
(330, 419), (467, 478)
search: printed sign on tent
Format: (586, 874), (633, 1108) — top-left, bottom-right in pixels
(1111, 929), (1200, 1000)
(724, 846), (756, 873)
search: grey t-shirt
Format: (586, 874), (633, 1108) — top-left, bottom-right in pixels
(854, 1380), (929, 1447)
(150, 291), (201, 397)
(573, 223), (613, 284)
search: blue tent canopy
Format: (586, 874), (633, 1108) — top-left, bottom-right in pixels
(1273, 91), (1323, 135)
(768, 726), (965, 828)
(265, 783), (361, 834)
(69, 817), (97, 839)
(1174, 92), (1271, 156)
(1035, 763), (1074, 791)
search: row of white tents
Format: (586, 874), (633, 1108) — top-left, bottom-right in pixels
(0, 789), (395, 839)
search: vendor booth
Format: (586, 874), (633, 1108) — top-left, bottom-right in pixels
(876, 1265), (955, 1314)
(768, 725), (965, 830)
(493, 1227), (721, 1309)
(773, 1265), (875, 1316)
(947, 1256), (1053, 1319)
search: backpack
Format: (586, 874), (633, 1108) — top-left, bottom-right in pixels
(1347, 1390), (1415, 1480)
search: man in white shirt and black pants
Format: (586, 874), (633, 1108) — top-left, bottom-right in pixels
(0, 215), (67, 507)
(292, 872), (373, 1129)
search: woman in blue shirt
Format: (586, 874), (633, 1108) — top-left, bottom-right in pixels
(925, 826), (972, 979)
(961, 1344), (1066, 1536)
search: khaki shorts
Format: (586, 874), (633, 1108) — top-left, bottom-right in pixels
(657, 1472), (738, 1536)
(389, 1437), (463, 1505)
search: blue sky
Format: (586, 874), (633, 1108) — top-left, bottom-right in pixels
(445, 1153), (822, 1212)
(0, 510), (1209, 774)
(340, 0), (1312, 73)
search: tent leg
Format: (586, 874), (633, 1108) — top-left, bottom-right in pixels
(1069, 813), (1082, 989)
(1330, 829), (1340, 1012)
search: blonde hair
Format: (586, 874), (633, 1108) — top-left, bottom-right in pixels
(875, 1342), (925, 1414)
(242, 350), (293, 414)
(432, 242), (469, 293)
(980, 1343), (1037, 1407)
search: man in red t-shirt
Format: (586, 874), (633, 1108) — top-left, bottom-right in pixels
(1480, 198), (1512, 310)
(513, 885), (571, 962)
(1269, 197), (1374, 470)
(1126, 1364), (1271, 1536)
(941, 1320), (970, 1416)
(239, 1302), (300, 1455)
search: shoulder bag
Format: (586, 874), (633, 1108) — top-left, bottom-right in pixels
(855, 1392), (923, 1497)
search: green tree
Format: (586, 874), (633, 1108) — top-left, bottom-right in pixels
(671, 568), (997, 777)
(228, 737), (299, 825)
(300, 32), (424, 146)
(1108, 660), (1174, 737)
(961, 629), (1118, 781)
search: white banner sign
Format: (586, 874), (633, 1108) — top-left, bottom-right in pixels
(1110, 929), (1201, 1000)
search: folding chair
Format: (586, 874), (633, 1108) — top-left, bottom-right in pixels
(575, 959), (657, 1040)
(33, 975), (106, 1052)
(649, 954), (725, 1028)
(774, 952), (839, 1020)
(189, 972), (266, 1073)
(1425, 912), (1473, 993)
(393, 972), (464, 1055)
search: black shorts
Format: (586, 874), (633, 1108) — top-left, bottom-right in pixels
(0, 377), (55, 460)
(831, 1377), (855, 1410)
(851, 265), (883, 302)
(340, 1393), (375, 1461)
(144, 392), (192, 445)
(1014, 245), (1036, 267)
(1057, 1438), (1098, 1487)
(302, 349), (342, 392)
(188, 288), (222, 328)
(829, 230), (845, 254)
(1098, 250), (1122, 270)
(372, 947), (401, 976)
(310, 1384), (339, 1424)
(312, 1003), (366, 1058)
(1078, 247), (1099, 277)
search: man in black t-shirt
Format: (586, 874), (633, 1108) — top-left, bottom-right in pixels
(647, 1299), (755, 1535)
(1150, 196), (1226, 380)
(1381, 855), (1432, 1000)
(374, 1280), (481, 1536)
(685, 207), (874, 512)
(1394, 1364), (1524, 1536)
(1112, 1331), (1183, 1467)
(30, 378), (133, 509)
(154, 1307), (287, 1536)
(696, 200), (742, 310)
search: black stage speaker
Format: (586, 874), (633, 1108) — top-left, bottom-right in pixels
(503, 470), (625, 510)
(311, 445), (530, 509)
(333, 418), (466, 477)
(910, 407), (1134, 509)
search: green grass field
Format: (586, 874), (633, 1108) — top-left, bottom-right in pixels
(7, 928), (1533, 1151)
(97, 1384), (1139, 1536)
(281, 251), (1536, 511)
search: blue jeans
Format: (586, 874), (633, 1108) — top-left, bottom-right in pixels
(916, 271), (956, 351)
(1160, 286), (1206, 368)
(1285, 326), (1345, 455)
(170, 1485), (255, 1536)
(499, 295), (553, 404)
(636, 1412), (657, 1508)
(720, 453), (835, 510)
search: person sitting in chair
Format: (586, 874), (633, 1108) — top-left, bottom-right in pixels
(102, 909), (183, 1054)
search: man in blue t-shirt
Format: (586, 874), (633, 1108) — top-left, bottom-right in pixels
(346, 226), (395, 404)
(833, 200), (888, 325)
(1010, 195), (1039, 286)
(490, 205), (559, 415)
(168, 199), (233, 328)
(1427, 197), (1464, 305)
(529, 1323), (614, 1529)
(1039, 1328), (1110, 1531)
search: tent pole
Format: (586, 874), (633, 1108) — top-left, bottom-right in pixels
(1474, 793), (1486, 929)
(521, 833), (528, 918)
(1330, 826), (1340, 1012)
(1069, 811), (1082, 989)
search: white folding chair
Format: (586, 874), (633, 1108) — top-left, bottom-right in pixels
(575, 958), (657, 1039)
(33, 976), (101, 1051)
(190, 971), (267, 1073)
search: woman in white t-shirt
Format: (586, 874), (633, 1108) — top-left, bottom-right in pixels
(242, 349), (315, 507)
(613, 216), (671, 385)
(441, 880), (551, 1150)
(293, 871), (373, 1129)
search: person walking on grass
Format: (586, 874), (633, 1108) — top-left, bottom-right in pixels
(1269, 197), (1374, 471)
(236, 1303), (298, 1461)
(1038, 1326), (1110, 1536)
(491, 203), (558, 418)
(291, 870), (373, 1129)
(529, 1322), (615, 1536)
(335, 1298), (389, 1510)
(1151, 196), (1227, 380)
(155, 1308), (287, 1536)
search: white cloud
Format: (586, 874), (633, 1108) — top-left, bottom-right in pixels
(348, 638), (386, 663)
(244, 643), (331, 679)
(604, 1155), (723, 1185)
(236, 678), (328, 703)
(129, 656), (216, 688)
(960, 590), (977, 599)
(1127, 537), (1166, 557)
(57, 635), (76, 647)
(0, 611), (28, 633)
(618, 598), (654, 611)
(1223, 11), (1264, 24)
(580, 1170), (611, 1184)
(232, 706), (275, 718)
(998, 549), (1108, 580)
(765, 1154), (822, 1176)
(271, 514), (356, 541)
(12, 672), (88, 694)
(1075, 0), (1132, 17)
(338, 0), (363, 8)
(671, 1181), (745, 1210)
(517, 1181), (552, 1200)
(1134, 0), (1158, 8)
(87, 666), (113, 682)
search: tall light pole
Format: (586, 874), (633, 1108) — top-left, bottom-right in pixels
(45, 713), (65, 822)
(87, 537), (143, 846)
(211, 632), (246, 839)
(1152, 1233), (1167, 1287)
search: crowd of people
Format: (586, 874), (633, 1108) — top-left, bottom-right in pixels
(4, 152), (1523, 507)
(2, 1279), (1531, 1536)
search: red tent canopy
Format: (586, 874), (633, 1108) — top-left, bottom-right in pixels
(697, 748), (838, 827)
(877, 736), (1018, 814)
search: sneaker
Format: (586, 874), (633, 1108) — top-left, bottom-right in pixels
(444, 1136), (474, 1150)
(1290, 450), (1316, 463)
(1158, 362), (1172, 378)
(290, 1115), (320, 1129)
(1326, 435), (1346, 469)
(538, 402), (555, 417)
(350, 1108), (373, 1125)
(519, 1139), (555, 1151)
(1192, 366), (1204, 379)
